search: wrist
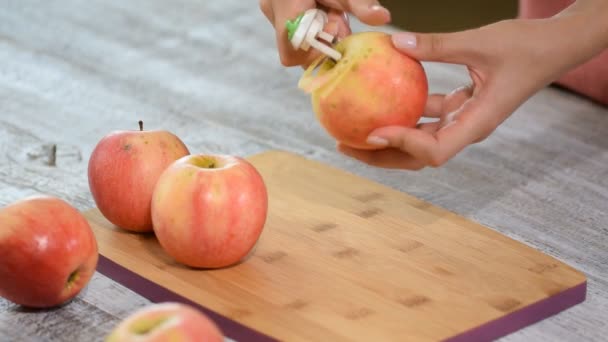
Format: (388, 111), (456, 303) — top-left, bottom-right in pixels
(556, 0), (608, 49)
(544, 0), (608, 74)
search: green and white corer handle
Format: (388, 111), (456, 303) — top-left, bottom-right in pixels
(286, 9), (343, 61)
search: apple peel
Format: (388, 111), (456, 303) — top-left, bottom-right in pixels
(298, 55), (331, 93)
(298, 54), (352, 97)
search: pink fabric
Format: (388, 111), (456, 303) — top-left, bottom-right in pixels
(518, 0), (608, 105)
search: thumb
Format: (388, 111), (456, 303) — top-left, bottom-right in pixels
(391, 30), (479, 65)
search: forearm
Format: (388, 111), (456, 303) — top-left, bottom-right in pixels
(516, 0), (608, 87)
(554, 0), (608, 61)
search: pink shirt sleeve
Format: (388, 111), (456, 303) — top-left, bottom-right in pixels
(518, 0), (608, 106)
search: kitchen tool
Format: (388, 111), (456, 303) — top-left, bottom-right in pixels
(90, 150), (586, 342)
(286, 9), (342, 61)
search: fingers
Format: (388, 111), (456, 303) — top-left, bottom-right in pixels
(345, 93), (496, 169)
(261, 0), (346, 67)
(295, 14), (348, 68)
(345, 0), (392, 26)
(417, 121), (441, 134)
(266, 0), (320, 66)
(337, 144), (426, 170)
(391, 29), (482, 65)
(259, 0), (275, 23)
(366, 126), (447, 167)
(439, 85), (474, 127)
(326, 9), (352, 40)
(421, 84), (474, 119)
(260, 0), (389, 67)
(318, 0), (391, 26)
(423, 94), (445, 117)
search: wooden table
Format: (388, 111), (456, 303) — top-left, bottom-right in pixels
(1, 1), (606, 341)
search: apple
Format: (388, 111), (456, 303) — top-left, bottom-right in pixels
(0, 195), (98, 308)
(151, 154), (268, 269)
(105, 302), (224, 342)
(88, 121), (190, 233)
(298, 31), (428, 150)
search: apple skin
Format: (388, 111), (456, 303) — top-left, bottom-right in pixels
(299, 31), (428, 150)
(88, 122), (190, 233)
(151, 154), (268, 269)
(0, 195), (98, 308)
(105, 302), (224, 342)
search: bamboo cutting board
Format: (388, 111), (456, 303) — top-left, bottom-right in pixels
(87, 150), (586, 342)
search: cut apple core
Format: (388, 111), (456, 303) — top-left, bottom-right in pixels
(190, 156), (221, 169)
(130, 316), (171, 335)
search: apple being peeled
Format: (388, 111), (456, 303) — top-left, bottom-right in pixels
(0, 195), (98, 308)
(299, 31), (428, 150)
(151, 154), (268, 269)
(88, 121), (190, 233)
(105, 302), (224, 342)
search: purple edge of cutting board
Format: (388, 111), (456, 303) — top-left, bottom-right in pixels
(96, 255), (587, 342)
(96, 255), (278, 342)
(444, 281), (587, 342)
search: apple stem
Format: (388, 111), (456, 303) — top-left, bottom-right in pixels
(48, 144), (57, 167)
(138, 120), (143, 131)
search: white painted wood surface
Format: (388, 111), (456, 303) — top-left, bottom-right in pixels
(1, 1), (607, 341)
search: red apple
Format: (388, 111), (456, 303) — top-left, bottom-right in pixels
(88, 121), (190, 233)
(0, 195), (98, 308)
(104, 302), (224, 342)
(151, 154), (268, 269)
(298, 31), (428, 150)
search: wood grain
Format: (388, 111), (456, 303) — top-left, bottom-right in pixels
(1, 0), (607, 341)
(86, 150), (586, 342)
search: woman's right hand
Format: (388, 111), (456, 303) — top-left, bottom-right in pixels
(259, 0), (391, 67)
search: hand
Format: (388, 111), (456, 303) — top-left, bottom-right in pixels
(338, 1), (608, 170)
(259, 0), (391, 67)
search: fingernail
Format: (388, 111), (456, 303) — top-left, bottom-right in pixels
(366, 136), (389, 146)
(370, 4), (385, 11)
(370, 4), (391, 18)
(392, 32), (417, 49)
